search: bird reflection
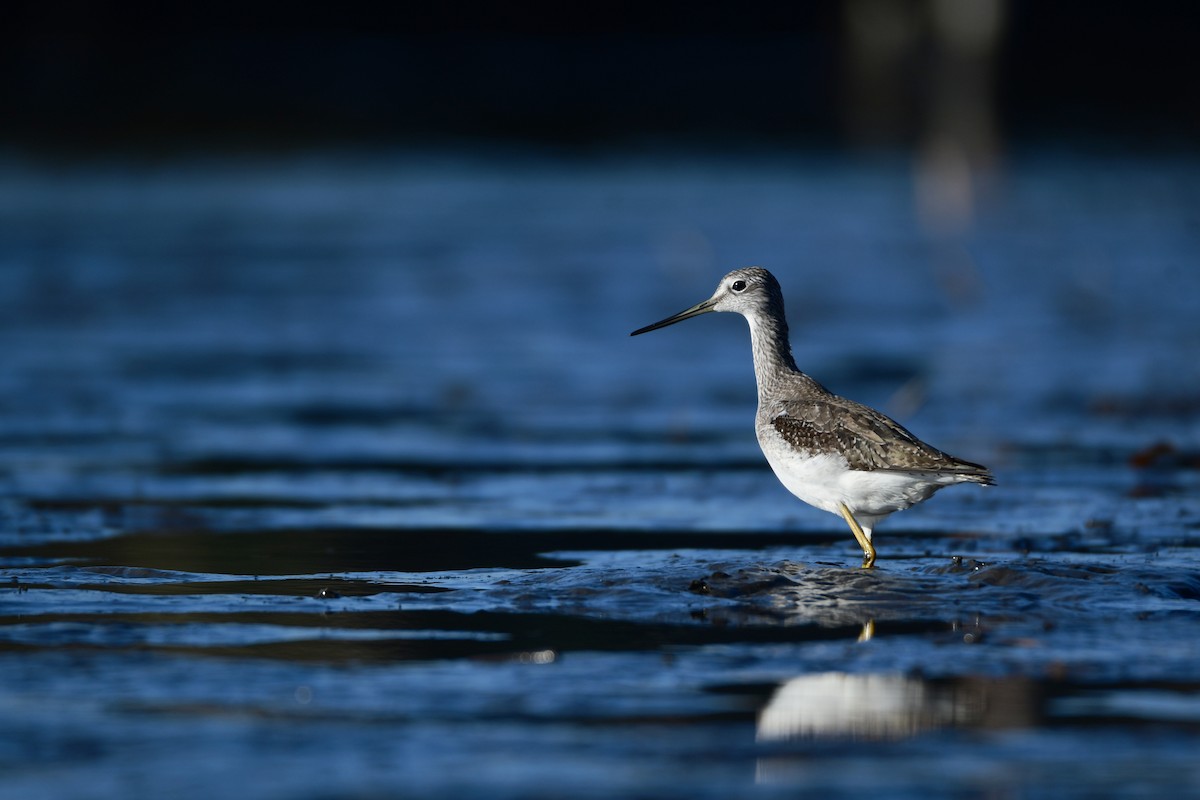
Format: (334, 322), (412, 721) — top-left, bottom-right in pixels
(758, 676), (1032, 743)
(758, 673), (957, 743)
(756, 672), (1035, 781)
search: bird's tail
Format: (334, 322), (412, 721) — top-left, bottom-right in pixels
(949, 459), (994, 486)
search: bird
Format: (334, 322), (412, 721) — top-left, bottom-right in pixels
(630, 266), (992, 568)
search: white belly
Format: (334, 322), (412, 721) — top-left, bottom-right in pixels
(757, 427), (942, 518)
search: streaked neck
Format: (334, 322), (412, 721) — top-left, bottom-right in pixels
(744, 309), (799, 402)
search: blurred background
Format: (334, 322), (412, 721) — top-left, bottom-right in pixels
(3, 0), (1197, 485)
(3, 4), (1200, 799)
(5, 1), (1197, 151)
(3, 0), (1196, 447)
(3, 0), (1199, 595)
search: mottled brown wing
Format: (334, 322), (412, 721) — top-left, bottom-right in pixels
(771, 399), (987, 476)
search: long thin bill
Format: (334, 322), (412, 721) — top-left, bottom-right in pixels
(629, 298), (716, 336)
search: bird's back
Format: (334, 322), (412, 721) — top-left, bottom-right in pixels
(756, 372), (993, 484)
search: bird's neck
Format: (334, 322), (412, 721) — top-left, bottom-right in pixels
(745, 309), (800, 402)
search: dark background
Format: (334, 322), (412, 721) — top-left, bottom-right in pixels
(4, 4), (1200, 799)
(4, 0), (1197, 153)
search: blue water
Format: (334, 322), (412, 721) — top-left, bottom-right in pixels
(1, 150), (1199, 798)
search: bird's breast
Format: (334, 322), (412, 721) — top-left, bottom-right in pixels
(755, 423), (852, 515)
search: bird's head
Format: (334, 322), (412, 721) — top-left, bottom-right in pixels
(630, 266), (782, 336)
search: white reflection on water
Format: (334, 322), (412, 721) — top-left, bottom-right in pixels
(759, 672), (1040, 742)
(756, 671), (1035, 784)
(757, 673), (961, 743)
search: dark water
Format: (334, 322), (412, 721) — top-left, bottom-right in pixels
(2, 151), (1199, 798)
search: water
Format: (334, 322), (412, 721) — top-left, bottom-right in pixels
(1, 150), (1199, 798)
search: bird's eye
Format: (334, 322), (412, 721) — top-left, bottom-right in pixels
(731, 280), (747, 292)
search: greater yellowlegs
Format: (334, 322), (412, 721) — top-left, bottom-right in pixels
(631, 267), (992, 568)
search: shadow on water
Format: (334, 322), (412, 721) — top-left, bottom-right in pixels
(6, 526), (582, 573)
(0, 605), (907, 663)
(13, 575), (450, 597)
(2, 525), (843, 573)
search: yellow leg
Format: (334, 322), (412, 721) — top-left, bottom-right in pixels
(838, 503), (876, 569)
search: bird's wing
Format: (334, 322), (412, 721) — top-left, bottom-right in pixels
(770, 396), (989, 477)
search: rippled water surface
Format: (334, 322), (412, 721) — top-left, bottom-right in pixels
(2, 151), (1199, 798)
